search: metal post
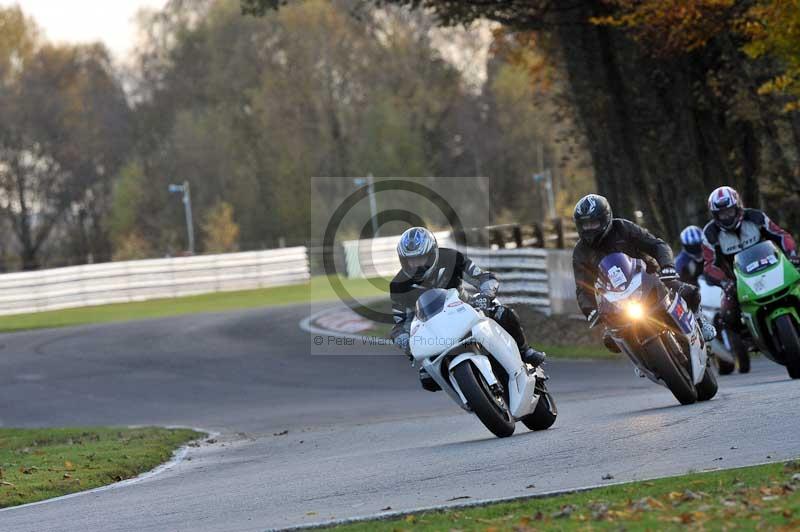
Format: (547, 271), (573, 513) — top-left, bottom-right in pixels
(168, 181), (195, 255)
(182, 181), (195, 255)
(353, 175), (379, 238)
(367, 174), (379, 238)
(544, 169), (556, 221)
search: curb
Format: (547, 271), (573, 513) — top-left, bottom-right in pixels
(299, 306), (388, 343)
(0, 427), (218, 514)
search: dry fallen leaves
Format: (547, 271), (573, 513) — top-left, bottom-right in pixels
(552, 504), (576, 519)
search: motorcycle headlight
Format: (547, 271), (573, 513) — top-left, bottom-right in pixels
(626, 301), (645, 320)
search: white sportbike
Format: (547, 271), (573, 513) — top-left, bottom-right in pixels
(409, 288), (557, 438)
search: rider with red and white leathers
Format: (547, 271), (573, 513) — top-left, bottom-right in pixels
(702, 186), (799, 329)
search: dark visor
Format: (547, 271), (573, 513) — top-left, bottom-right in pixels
(716, 206), (738, 224)
(580, 219), (603, 231)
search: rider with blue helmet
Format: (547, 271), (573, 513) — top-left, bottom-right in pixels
(676, 225), (705, 286)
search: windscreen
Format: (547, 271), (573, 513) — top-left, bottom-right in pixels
(415, 289), (448, 322)
(735, 240), (779, 275)
(597, 253), (637, 292)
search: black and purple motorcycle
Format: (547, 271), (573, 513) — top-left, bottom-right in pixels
(591, 253), (718, 405)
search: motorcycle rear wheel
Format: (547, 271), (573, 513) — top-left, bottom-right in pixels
(452, 361), (515, 437)
(521, 382), (557, 431)
(642, 336), (697, 405)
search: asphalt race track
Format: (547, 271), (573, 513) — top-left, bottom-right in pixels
(1, 303), (800, 531)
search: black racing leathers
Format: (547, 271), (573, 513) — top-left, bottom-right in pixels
(572, 218), (690, 318)
(389, 248), (528, 349)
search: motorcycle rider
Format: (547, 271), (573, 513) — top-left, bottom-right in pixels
(702, 185), (799, 331)
(676, 225), (705, 286)
(572, 194), (717, 351)
(390, 227), (546, 391)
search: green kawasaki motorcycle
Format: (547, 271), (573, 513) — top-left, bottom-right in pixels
(735, 240), (800, 378)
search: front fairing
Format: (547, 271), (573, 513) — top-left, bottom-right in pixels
(597, 271), (666, 329)
(599, 270), (705, 382)
(736, 244), (800, 350)
(409, 289), (481, 360)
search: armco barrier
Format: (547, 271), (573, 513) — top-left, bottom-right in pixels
(0, 247), (310, 316)
(342, 235), (578, 315)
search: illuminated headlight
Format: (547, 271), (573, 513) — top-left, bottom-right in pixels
(626, 301), (645, 320)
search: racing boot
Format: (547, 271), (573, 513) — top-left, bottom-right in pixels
(603, 330), (621, 353)
(419, 368), (441, 392)
(521, 346), (546, 367)
(696, 313), (717, 342)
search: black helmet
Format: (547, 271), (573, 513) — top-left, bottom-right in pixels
(574, 194), (612, 245)
(397, 227), (439, 281)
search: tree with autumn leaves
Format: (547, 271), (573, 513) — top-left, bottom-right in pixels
(245, 0), (800, 242)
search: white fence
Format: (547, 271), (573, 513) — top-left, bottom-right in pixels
(0, 247), (310, 316)
(342, 232), (454, 279)
(342, 235), (578, 315)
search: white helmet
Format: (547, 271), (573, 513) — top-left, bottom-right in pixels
(397, 227), (439, 281)
(708, 186), (744, 230)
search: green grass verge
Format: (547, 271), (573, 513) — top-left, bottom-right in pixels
(540, 344), (620, 361)
(0, 275), (388, 333)
(0, 427), (200, 508)
(331, 460), (800, 531)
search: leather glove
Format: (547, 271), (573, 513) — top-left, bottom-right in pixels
(394, 332), (411, 358)
(478, 279), (499, 299)
(722, 280), (737, 298)
(470, 293), (493, 312)
(659, 266), (678, 281)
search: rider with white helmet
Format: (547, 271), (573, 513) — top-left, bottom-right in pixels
(702, 185), (799, 331)
(391, 227), (546, 391)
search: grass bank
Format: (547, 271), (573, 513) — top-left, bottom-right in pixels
(0, 427), (200, 508)
(331, 460), (800, 531)
(0, 275), (388, 333)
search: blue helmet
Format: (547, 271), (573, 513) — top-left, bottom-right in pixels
(397, 227), (439, 281)
(680, 225), (704, 257)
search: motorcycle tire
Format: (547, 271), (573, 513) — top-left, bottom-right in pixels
(642, 336), (697, 405)
(727, 328), (750, 374)
(775, 315), (800, 379)
(452, 361), (515, 437)
(521, 383), (557, 431)
(716, 356), (735, 375)
(696, 366), (718, 401)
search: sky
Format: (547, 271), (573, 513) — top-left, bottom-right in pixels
(0, 0), (168, 60)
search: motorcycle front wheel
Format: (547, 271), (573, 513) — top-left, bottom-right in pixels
(642, 336), (698, 405)
(774, 315), (800, 379)
(727, 328), (750, 374)
(696, 366), (718, 401)
(452, 361), (515, 438)
(715, 356), (736, 375)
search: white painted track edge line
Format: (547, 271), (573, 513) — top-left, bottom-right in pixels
(275, 457), (794, 531)
(0, 426), (218, 514)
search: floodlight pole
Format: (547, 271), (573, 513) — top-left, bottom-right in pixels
(353, 174), (379, 237)
(168, 181), (195, 255)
